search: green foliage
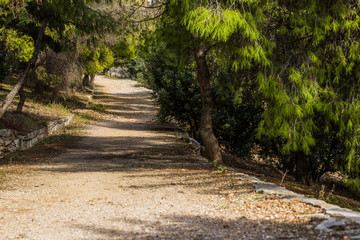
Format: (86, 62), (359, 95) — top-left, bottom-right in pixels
(0, 170), (6, 179)
(112, 36), (138, 66)
(211, 61), (263, 157)
(35, 65), (62, 89)
(0, 46), (10, 81)
(253, 0), (360, 185)
(167, 0), (272, 70)
(184, 7), (258, 42)
(0, 27), (34, 79)
(132, 37), (262, 156)
(160, 0), (360, 191)
(259, 174), (266, 181)
(0, 28), (34, 62)
(132, 43), (201, 135)
(88, 102), (106, 112)
(217, 166), (228, 174)
(45, 102), (71, 116)
(80, 43), (114, 76)
(345, 178), (360, 197)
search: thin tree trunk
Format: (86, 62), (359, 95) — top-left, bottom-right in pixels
(82, 74), (90, 89)
(51, 88), (59, 103)
(16, 86), (26, 113)
(193, 40), (223, 165)
(295, 151), (309, 184)
(89, 74), (95, 89)
(0, 20), (47, 119)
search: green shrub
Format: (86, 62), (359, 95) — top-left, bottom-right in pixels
(89, 103), (106, 112)
(132, 44), (262, 156)
(345, 178), (360, 197)
(131, 44), (201, 137)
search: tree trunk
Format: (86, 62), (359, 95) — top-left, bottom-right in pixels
(0, 20), (47, 119)
(51, 88), (59, 103)
(89, 74), (95, 89)
(193, 40), (223, 165)
(16, 86), (26, 113)
(82, 74), (90, 89)
(295, 151), (309, 184)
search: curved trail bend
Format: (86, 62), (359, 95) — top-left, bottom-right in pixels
(1, 76), (333, 239)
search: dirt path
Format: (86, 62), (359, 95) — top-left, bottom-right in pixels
(0, 76), (342, 239)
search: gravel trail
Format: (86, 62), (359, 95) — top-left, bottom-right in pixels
(0, 76), (341, 239)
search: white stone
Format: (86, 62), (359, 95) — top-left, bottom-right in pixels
(4, 139), (12, 146)
(7, 143), (17, 152)
(255, 181), (304, 197)
(0, 115), (73, 153)
(315, 218), (345, 233)
(39, 128), (46, 134)
(26, 131), (37, 140)
(27, 138), (37, 148)
(0, 129), (11, 137)
(37, 134), (45, 141)
(13, 139), (20, 148)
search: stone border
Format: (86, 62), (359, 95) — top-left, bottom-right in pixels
(0, 114), (74, 156)
(235, 170), (360, 237)
(188, 135), (360, 237)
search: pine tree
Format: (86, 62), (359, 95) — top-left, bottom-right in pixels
(257, 0), (360, 184)
(159, 0), (271, 164)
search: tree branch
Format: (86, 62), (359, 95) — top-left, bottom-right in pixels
(286, 35), (313, 43)
(127, 0), (146, 19)
(129, 13), (164, 23)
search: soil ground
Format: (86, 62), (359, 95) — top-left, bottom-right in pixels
(0, 76), (351, 239)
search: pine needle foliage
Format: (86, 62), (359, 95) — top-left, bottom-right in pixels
(256, 0), (360, 188)
(166, 0), (272, 69)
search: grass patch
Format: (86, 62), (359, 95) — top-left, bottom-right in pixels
(88, 102), (107, 112)
(45, 103), (71, 116)
(0, 170), (6, 181)
(74, 113), (98, 124)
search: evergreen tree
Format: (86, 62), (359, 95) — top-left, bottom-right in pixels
(158, 0), (271, 164)
(257, 0), (360, 185)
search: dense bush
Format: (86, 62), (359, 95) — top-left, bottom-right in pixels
(33, 49), (82, 102)
(258, 125), (346, 184)
(130, 45), (201, 137)
(0, 28), (34, 81)
(131, 44), (262, 156)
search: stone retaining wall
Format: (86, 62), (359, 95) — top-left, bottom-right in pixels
(0, 114), (74, 155)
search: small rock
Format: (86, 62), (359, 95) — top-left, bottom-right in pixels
(0, 129), (11, 137)
(7, 143), (17, 152)
(315, 218), (346, 233)
(4, 139), (12, 146)
(13, 139), (20, 148)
